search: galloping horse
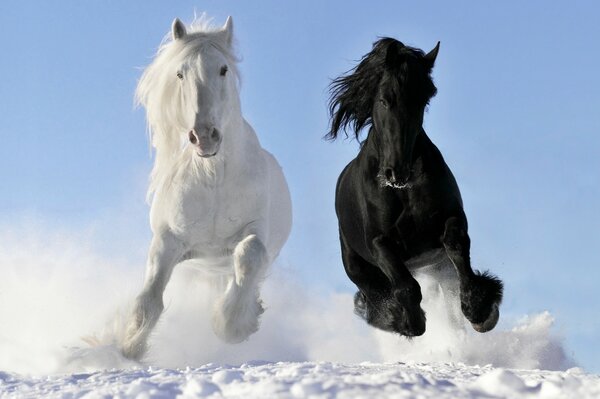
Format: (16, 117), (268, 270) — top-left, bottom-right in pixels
(121, 16), (292, 359)
(327, 38), (503, 337)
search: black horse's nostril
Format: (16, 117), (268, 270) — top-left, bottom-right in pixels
(384, 168), (396, 183)
(189, 130), (198, 145)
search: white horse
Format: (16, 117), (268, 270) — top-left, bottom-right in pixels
(121, 16), (292, 360)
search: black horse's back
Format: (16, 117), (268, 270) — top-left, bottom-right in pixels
(328, 38), (503, 338)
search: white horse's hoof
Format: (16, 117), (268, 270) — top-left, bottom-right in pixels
(120, 334), (148, 360)
(211, 294), (264, 343)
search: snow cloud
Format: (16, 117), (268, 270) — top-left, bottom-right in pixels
(0, 223), (574, 376)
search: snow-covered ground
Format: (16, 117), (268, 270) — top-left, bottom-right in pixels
(1, 228), (599, 397)
(2, 361), (600, 398)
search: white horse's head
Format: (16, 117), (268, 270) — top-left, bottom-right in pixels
(137, 16), (240, 162)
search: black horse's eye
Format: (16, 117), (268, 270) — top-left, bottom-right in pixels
(176, 71), (183, 80)
(379, 98), (388, 109)
(220, 65), (228, 76)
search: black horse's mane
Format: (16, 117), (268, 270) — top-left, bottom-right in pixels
(327, 38), (437, 141)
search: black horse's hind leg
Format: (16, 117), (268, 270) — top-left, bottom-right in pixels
(442, 216), (503, 332)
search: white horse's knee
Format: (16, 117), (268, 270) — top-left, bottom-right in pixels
(233, 234), (268, 286)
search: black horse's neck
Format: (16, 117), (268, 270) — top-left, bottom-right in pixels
(359, 128), (381, 174)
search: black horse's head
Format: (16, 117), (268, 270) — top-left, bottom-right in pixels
(327, 38), (439, 188)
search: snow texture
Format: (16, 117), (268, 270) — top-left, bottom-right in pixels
(2, 362), (599, 398)
(1, 226), (599, 397)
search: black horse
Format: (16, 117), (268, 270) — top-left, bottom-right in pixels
(327, 38), (503, 337)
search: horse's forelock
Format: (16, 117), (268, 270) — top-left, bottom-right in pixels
(138, 20), (240, 134)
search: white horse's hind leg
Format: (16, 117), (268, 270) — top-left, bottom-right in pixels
(212, 234), (268, 343)
(121, 232), (184, 359)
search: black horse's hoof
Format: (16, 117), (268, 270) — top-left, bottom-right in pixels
(400, 317), (426, 337)
(471, 302), (499, 333)
(461, 271), (503, 325)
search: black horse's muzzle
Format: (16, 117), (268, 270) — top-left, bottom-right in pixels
(381, 166), (412, 189)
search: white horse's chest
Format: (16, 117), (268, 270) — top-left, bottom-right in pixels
(151, 163), (265, 247)
(182, 182), (258, 237)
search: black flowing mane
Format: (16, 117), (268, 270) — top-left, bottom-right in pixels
(327, 38), (437, 141)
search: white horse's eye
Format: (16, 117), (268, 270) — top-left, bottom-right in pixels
(176, 71), (184, 80)
(220, 65), (228, 76)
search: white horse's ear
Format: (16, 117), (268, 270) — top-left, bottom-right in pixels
(222, 16), (233, 46)
(172, 18), (187, 40)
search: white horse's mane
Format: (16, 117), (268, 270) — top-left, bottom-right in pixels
(136, 15), (241, 199)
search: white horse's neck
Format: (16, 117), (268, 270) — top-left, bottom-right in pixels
(215, 98), (247, 159)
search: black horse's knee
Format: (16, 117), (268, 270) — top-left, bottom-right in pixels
(442, 216), (470, 254)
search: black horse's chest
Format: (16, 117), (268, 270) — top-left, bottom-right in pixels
(366, 156), (454, 260)
(336, 137), (463, 265)
(383, 183), (445, 252)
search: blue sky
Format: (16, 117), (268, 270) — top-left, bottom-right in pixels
(1, 1), (599, 371)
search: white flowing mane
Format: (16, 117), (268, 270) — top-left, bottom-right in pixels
(136, 16), (241, 199)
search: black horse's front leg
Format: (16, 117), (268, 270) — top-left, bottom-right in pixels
(368, 235), (426, 336)
(442, 216), (503, 332)
(341, 239), (395, 332)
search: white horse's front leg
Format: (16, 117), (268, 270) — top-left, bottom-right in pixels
(212, 233), (269, 343)
(121, 231), (185, 359)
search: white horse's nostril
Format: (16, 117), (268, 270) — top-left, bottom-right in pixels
(211, 128), (220, 141)
(189, 130), (198, 144)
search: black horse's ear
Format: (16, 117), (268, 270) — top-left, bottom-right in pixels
(424, 41), (440, 68)
(172, 18), (187, 40)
